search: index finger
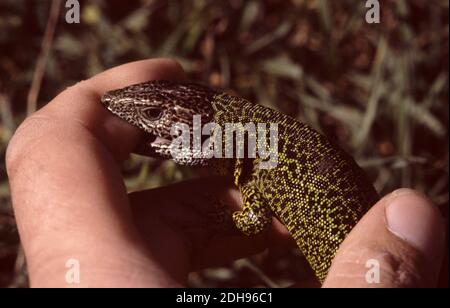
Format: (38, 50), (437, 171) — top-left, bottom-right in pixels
(41, 58), (186, 161)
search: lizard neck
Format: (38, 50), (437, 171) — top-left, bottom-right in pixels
(211, 92), (277, 124)
(210, 92), (302, 135)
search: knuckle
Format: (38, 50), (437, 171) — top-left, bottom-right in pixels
(377, 249), (422, 287)
(325, 243), (424, 287)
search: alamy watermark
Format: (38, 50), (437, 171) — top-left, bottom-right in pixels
(365, 258), (381, 284)
(169, 116), (279, 169)
(65, 258), (80, 285)
(65, 0), (80, 24)
(365, 0), (380, 24)
(65, 0), (381, 25)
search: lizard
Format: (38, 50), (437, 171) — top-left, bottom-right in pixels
(101, 80), (379, 282)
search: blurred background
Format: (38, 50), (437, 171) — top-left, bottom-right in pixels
(0, 0), (448, 287)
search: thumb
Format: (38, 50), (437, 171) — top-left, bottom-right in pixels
(323, 188), (446, 288)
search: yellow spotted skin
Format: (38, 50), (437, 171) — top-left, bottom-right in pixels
(101, 80), (379, 283)
(211, 93), (379, 282)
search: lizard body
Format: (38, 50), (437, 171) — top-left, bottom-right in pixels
(101, 80), (379, 282)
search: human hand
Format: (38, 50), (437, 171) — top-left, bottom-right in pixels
(5, 59), (292, 287)
(6, 59), (446, 288)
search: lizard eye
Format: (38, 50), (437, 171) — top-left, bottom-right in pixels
(141, 107), (162, 121)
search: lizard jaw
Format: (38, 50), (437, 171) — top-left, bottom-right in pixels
(150, 136), (172, 147)
(133, 132), (173, 159)
(136, 131), (211, 166)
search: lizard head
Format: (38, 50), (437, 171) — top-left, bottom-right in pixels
(101, 80), (217, 165)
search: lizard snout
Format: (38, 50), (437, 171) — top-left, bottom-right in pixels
(101, 94), (112, 108)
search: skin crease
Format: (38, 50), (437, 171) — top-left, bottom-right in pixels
(6, 59), (446, 288)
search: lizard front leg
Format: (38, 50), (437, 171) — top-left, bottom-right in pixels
(232, 183), (272, 236)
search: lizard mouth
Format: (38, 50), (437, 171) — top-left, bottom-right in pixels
(150, 135), (172, 147)
(134, 132), (173, 157)
(135, 129), (211, 159)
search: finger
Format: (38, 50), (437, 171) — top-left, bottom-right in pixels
(39, 58), (186, 161)
(323, 188), (446, 288)
(130, 176), (296, 271)
(6, 59), (186, 287)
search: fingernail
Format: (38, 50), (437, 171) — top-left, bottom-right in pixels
(385, 188), (445, 261)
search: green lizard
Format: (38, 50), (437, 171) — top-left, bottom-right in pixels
(101, 80), (379, 282)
